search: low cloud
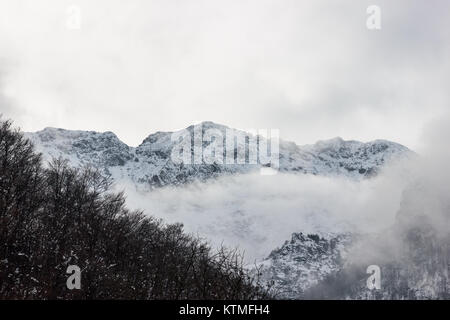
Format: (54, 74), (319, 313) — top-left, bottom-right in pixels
(118, 163), (412, 262)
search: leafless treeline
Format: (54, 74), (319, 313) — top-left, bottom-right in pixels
(0, 118), (270, 299)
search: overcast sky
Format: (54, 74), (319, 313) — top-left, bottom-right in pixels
(0, 0), (449, 149)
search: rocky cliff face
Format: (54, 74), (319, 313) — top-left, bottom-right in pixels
(256, 232), (352, 299)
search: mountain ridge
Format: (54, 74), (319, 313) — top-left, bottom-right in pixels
(25, 121), (413, 188)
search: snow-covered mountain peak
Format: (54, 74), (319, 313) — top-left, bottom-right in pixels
(192, 121), (230, 131)
(139, 122), (232, 148)
(35, 127), (122, 144)
(26, 127), (132, 168)
(314, 136), (345, 150)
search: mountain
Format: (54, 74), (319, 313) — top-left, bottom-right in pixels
(258, 175), (450, 300)
(25, 121), (412, 188)
(256, 232), (353, 299)
(25, 121), (446, 300)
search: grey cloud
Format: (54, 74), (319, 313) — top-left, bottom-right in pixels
(0, 0), (448, 149)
